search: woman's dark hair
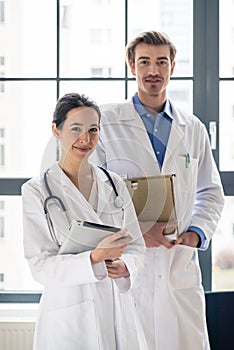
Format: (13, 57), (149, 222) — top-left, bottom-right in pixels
(53, 93), (101, 129)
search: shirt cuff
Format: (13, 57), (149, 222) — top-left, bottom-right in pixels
(91, 261), (108, 280)
(188, 225), (207, 250)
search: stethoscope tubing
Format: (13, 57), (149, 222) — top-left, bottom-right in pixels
(43, 166), (124, 215)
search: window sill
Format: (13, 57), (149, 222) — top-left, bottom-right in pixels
(0, 303), (38, 322)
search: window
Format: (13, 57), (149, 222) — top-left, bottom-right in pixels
(0, 273), (4, 290)
(212, 197), (234, 291)
(0, 200), (4, 239)
(209, 0), (234, 291)
(0, 217), (4, 238)
(60, 3), (71, 28)
(0, 128), (5, 167)
(90, 29), (112, 45)
(0, 56), (5, 93)
(0, 1), (5, 23)
(91, 67), (112, 77)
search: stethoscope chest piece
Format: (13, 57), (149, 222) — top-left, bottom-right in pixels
(98, 166), (124, 209)
(114, 196), (124, 208)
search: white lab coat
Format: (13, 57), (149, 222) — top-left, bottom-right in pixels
(90, 99), (225, 350)
(22, 162), (147, 350)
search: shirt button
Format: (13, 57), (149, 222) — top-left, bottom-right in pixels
(156, 151), (160, 155)
(154, 128), (158, 132)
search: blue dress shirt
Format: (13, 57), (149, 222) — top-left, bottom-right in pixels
(132, 93), (206, 249)
(133, 93), (172, 169)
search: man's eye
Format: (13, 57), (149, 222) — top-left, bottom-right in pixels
(158, 60), (168, 67)
(140, 60), (149, 65)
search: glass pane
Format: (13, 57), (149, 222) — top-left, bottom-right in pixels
(219, 0), (234, 77)
(127, 79), (193, 115)
(212, 196), (234, 291)
(1, 0), (57, 77)
(219, 81), (234, 171)
(0, 81), (57, 178)
(60, 0), (125, 77)
(60, 81), (125, 105)
(128, 0), (193, 77)
(0, 196), (42, 291)
(168, 80), (193, 114)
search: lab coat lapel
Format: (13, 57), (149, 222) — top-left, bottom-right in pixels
(95, 168), (114, 217)
(51, 163), (102, 223)
(162, 102), (185, 171)
(119, 101), (160, 175)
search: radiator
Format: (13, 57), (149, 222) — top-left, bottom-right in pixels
(0, 322), (35, 350)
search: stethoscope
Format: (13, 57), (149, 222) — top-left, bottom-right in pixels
(43, 166), (124, 217)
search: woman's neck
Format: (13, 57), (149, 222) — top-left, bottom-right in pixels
(59, 158), (94, 200)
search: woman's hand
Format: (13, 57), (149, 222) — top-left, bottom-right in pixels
(90, 229), (132, 264)
(105, 259), (130, 279)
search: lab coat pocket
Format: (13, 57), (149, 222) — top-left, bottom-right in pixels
(169, 245), (201, 290)
(46, 300), (100, 350)
(173, 155), (198, 194)
(172, 155), (198, 228)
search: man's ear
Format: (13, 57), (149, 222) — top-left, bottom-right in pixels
(52, 123), (61, 139)
(129, 60), (136, 76)
(170, 61), (176, 77)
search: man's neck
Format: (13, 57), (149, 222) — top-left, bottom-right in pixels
(137, 91), (167, 114)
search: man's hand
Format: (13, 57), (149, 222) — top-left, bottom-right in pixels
(140, 221), (176, 249)
(105, 259), (130, 279)
(173, 230), (200, 248)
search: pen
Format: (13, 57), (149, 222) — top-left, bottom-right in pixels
(185, 153), (190, 168)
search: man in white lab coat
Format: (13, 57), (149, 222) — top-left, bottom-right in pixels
(91, 31), (225, 349)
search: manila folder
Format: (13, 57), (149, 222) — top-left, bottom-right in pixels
(125, 174), (177, 225)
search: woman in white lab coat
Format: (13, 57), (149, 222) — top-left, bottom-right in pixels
(22, 93), (147, 350)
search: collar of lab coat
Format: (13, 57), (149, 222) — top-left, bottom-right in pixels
(117, 98), (187, 173)
(119, 97), (186, 124)
(48, 162), (117, 221)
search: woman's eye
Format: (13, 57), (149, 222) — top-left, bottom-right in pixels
(89, 127), (99, 133)
(71, 127), (81, 132)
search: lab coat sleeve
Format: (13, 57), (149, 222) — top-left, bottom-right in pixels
(189, 123), (225, 248)
(112, 177), (145, 292)
(22, 180), (108, 287)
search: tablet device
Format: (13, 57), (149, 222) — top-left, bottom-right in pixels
(125, 174), (177, 238)
(59, 220), (121, 254)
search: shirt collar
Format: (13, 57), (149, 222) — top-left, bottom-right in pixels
(132, 93), (173, 120)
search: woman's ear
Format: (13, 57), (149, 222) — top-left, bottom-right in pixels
(52, 123), (61, 139)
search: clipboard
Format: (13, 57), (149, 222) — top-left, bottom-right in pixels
(125, 174), (177, 236)
(59, 220), (121, 254)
